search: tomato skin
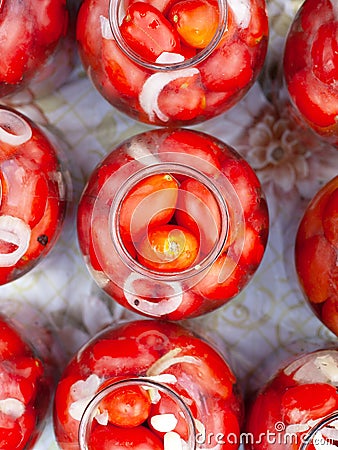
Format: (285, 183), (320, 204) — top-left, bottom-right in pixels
(88, 423), (164, 449)
(322, 188), (338, 247)
(157, 74), (206, 122)
(99, 385), (151, 428)
(120, 2), (182, 62)
(175, 177), (221, 254)
(136, 224), (199, 272)
(281, 383), (338, 424)
(168, 0), (219, 49)
(311, 22), (338, 85)
(119, 173), (178, 245)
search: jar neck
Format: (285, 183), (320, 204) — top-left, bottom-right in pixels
(78, 378), (197, 450)
(300, 411), (338, 450)
(110, 162), (229, 283)
(108, 0), (228, 70)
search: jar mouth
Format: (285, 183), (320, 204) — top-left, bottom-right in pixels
(78, 377), (197, 450)
(109, 162), (229, 283)
(299, 411), (338, 449)
(108, 0), (228, 71)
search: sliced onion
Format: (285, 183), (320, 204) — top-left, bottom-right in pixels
(0, 110), (32, 146)
(124, 273), (183, 316)
(0, 215), (31, 267)
(321, 426), (338, 442)
(126, 139), (161, 166)
(314, 354), (338, 384)
(313, 430), (338, 450)
(285, 423), (310, 434)
(95, 410), (109, 426)
(151, 413), (178, 433)
(0, 398), (25, 419)
(227, 0), (251, 28)
(147, 348), (200, 377)
(164, 431), (183, 450)
(139, 52), (199, 122)
(69, 374), (101, 421)
(285, 351), (338, 385)
(100, 15), (114, 40)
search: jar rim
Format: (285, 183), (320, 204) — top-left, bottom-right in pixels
(108, 0), (228, 71)
(109, 162), (229, 282)
(299, 411), (338, 450)
(78, 377), (197, 449)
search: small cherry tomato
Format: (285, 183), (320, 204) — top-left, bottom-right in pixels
(119, 173), (178, 245)
(120, 2), (182, 62)
(311, 22), (338, 85)
(99, 384), (151, 428)
(295, 234), (336, 304)
(281, 383), (338, 424)
(136, 224), (199, 272)
(322, 187), (338, 248)
(157, 74), (206, 122)
(168, 0), (219, 49)
(175, 177), (221, 254)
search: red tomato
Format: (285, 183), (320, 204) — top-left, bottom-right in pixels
(136, 224), (199, 272)
(99, 384), (151, 428)
(124, 0), (175, 13)
(199, 40), (253, 92)
(119, 173), (178, 245)
(322, 187), (338, 248)
(194, 253), (246, 302)
(246, 387), (285, 450)
(321, 296), (338, 336)
(120, 2), (181, 62)
(53, 375), (84, 444)
(0, 319), (30, 359)
(102, 38), (148, 98)
(148, 390), (196, 440)
(89, 337), (157, 377)
(311, 22), (338, 85)
(300, 0), (334, 34)
(168, 0), (219, 49)
(295, 234), (336, 304)
(175, 177), (222, 255)
(240, 0), (269, 47)
(283, 31), (308, 81)
(76, 0), (106, 71)
(287, 68), (338, 128)
(33, 0), (68, 44)
(0, 1), (31, 85)
(88, 423), (164, 449)
(157, 74), (206, 122)
(281, 383), (338, 424)
(158, 129), (222, 176)
(0, 161), (49, 228)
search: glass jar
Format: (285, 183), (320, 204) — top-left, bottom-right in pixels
(283, 0), (338, 147)
(244, 346), (338, 450)
(295, 176), (338, 337)
(53, 319), (243, 449)
(0, 313), (54, 449)
(0, 105), (69, 285)
(77, 128), (269, 320)
(0, 0), (71, 100)
(76, 0), (268, 126)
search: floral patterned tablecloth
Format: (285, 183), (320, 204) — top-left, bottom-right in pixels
(1, 0), (338, 448)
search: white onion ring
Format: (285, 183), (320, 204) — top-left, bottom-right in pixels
(124, 272), (183, 316)
(0, 215), (31, 267)
(0, 110), (32, 146)
(139, 52), (199, 122)
(227, 0), (251, 28)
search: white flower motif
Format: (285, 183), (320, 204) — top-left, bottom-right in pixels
(200, 82), (337, 201)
